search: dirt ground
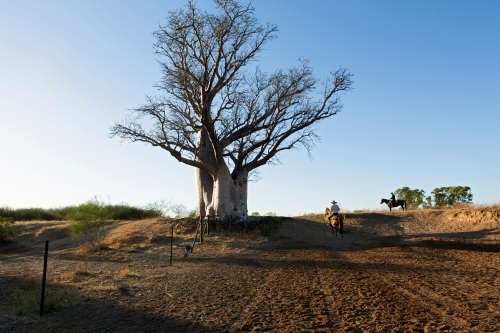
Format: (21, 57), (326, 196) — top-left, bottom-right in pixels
(1, 207), (499, 332)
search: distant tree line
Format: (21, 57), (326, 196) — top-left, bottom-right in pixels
(0, 198), (197, 247)
(0, 201), (164, 222)
(394, 186), (473, 210)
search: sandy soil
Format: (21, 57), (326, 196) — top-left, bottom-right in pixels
(1, 207), (499, 332)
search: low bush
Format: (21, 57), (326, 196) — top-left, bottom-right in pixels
(67, 198), (114, 249)
(0, 216), (15, 243)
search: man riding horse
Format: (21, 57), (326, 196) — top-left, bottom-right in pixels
(325, 200), (344, 237)
(380, 192), (407, 211)
(326, 200), (340, 225)
(390, 192), (396, 205)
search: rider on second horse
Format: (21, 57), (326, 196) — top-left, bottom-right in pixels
(390, 192), (396, 205)
(327, 200), (340, 225)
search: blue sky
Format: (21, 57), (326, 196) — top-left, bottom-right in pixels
(1, 0), (499, 215)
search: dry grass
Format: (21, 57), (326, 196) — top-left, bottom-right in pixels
(9, 279), (79, 316)
(86, 283), (119, 292)
(13, 221), (68, 243)
(297, 213), (323, 221)
(34, 225), (69, 240)
(119, 268), (130, 278)
(72, 243), (110, 255)
(59, 263), (91, 282)
(103, 218), (196, 249)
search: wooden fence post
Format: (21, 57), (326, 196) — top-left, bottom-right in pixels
(207, 216), (210, 236)
(40, 240), (49, 316)
(199, 216), (204, 243)
(170, 225), (174, 266)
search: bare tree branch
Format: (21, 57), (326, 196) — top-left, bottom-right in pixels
(110, 0), (352, 218)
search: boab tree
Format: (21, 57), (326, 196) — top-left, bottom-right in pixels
(110, 0), (353, 218)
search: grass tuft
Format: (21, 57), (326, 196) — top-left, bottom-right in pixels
(60, 263), (91, 282)
(87, 283), (119, 292)
(10, 279), (79, 316)
(119, 268), (130, 278)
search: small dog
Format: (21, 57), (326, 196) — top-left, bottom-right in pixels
(176, 243), (193, 259)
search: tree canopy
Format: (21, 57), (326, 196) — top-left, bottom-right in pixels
(431, 186), (473, 208)
(110, 0), (353, 218)
(393, 186), (473, 209)
(394, 187), (426, 209)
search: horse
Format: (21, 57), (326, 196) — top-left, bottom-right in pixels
(380, 198), (407, 211)
(324, 208), (344, 238)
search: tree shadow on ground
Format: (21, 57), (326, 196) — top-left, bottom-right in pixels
(292, 216), (500, 253)
(0, 275), (214, 333)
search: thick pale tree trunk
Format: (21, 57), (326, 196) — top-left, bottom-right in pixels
(206, 165), (233, 218)
(205, 166), (248, 218)
(231, 169), (248, 217)
(195, 129), (215, 218)
(194, 130), (249, 219)
(196, 167), (213, 218)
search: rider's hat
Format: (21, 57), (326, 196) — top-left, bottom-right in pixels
(331, 200), (337, 204)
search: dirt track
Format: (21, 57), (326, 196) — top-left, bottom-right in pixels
(1, 209), (500, 332)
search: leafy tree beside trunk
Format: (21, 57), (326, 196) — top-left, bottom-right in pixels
(424, 195), (433, 208)
(431, 186), (473, 208)
(394, 186), (473, 209)
(394, 187), (426, 209)
(110, 0), (353, 218)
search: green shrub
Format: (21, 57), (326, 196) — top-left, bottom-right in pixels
(67, 198), (114, 248)
(394, 187), (426, 209)
(0, 216), (15, 243)
(0, 206), (14, 219)
(431, 186), (473, 208)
